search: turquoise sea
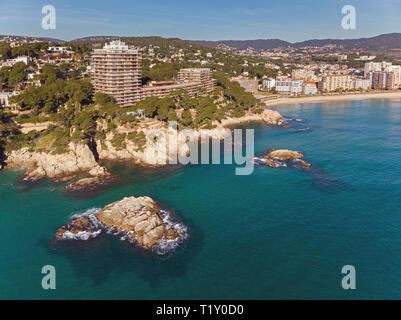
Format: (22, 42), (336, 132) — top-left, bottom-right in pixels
(1, 98), (401, 299)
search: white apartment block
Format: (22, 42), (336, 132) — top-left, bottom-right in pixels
(262, 79), (276, 90)
(351, 79), (371, 90)
(275, 79), (304, 95)
(302, 82), (318, 95)
(318, 75), (353, 92)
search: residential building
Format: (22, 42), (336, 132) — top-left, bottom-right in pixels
(387, 65), (401, 87)
(370, 71), (396, 90)
(177, 68), (216, 93)
(47, 46), (72, 54)
(318, 75), (353, 92)
(291, 69), (315, 81)
(351, 78), (371, 90)
(302, 82), (318, 95)
(0, 56), (30, 67)
(262, 79), (276, 90)
(142, 81), (200, 99)
(91, 41), (215, 107)
(91, 40), (142, 107)
(275, 79), (304, 95)
(364, 61), (392, 76)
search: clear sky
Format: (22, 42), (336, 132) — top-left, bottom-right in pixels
(1, 0), (400, 42)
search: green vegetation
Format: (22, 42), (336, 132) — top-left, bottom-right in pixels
(0, 62), (27, 91)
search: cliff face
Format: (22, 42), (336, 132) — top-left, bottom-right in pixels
(96, 109), (283, 166)
(96, 126), (232, 166)
(220, 109), (283, 127)
(6, 142), (108, 182)
(5, 109), (283, 184)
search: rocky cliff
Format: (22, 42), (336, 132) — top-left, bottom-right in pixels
(5, 109), (283, 188)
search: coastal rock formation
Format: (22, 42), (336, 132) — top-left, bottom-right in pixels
(96, 109), (283, 166)
(254, 149), (311, 170)
(7, 142), (109, 182)
(64, 175), (115, 193)
(221, 109), (283, 127)
(96, 126), (232, 166)
(264, 149), (304, 161)
(55, 196), (188, 252)
(5, 109), (283, 188)
(96, 196), (183, 249)
(55, 216), (101, 241)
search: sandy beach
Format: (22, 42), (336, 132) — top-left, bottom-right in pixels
(263, 91), (401, 107)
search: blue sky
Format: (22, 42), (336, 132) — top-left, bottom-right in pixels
(0, 0), (400, 41)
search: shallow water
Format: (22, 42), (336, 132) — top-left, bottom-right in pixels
(1, 99), (401, 299)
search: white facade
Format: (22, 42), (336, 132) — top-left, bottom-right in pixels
(47, 46), (71, 54)
(351, 79), (371, 90)
(0, 56), (30, 67)
(364, 61), (392, 76)
(263, 79), (276, 90)
(275, 79), (304, 95)
(302, 82), (317, 95)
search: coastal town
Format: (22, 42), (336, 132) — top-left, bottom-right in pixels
(1, 35), (400, 114)
(3, 0), (401, 304)
(1, 35), (401, 182)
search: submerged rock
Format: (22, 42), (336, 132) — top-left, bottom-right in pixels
(55, 196), (187, 252)
(55, 216), (101, 240)
(64, 174), (116, 193)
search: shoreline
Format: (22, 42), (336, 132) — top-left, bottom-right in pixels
(263, 91), (401, 107)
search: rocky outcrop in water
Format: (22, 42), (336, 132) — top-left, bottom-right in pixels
(6, 142), (114, 193)
(55, 196), (188, 252)
(264, 149), (304, 161)
(254, 149), (311, 170)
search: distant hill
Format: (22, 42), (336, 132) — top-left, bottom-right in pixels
(192, 33), (401, 51)
(193, 39), (291, 50)
(2, 33), (401, 52)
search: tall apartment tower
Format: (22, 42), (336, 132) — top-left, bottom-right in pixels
(91, 40), (142, 107)
(177, 68), (216, 93)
